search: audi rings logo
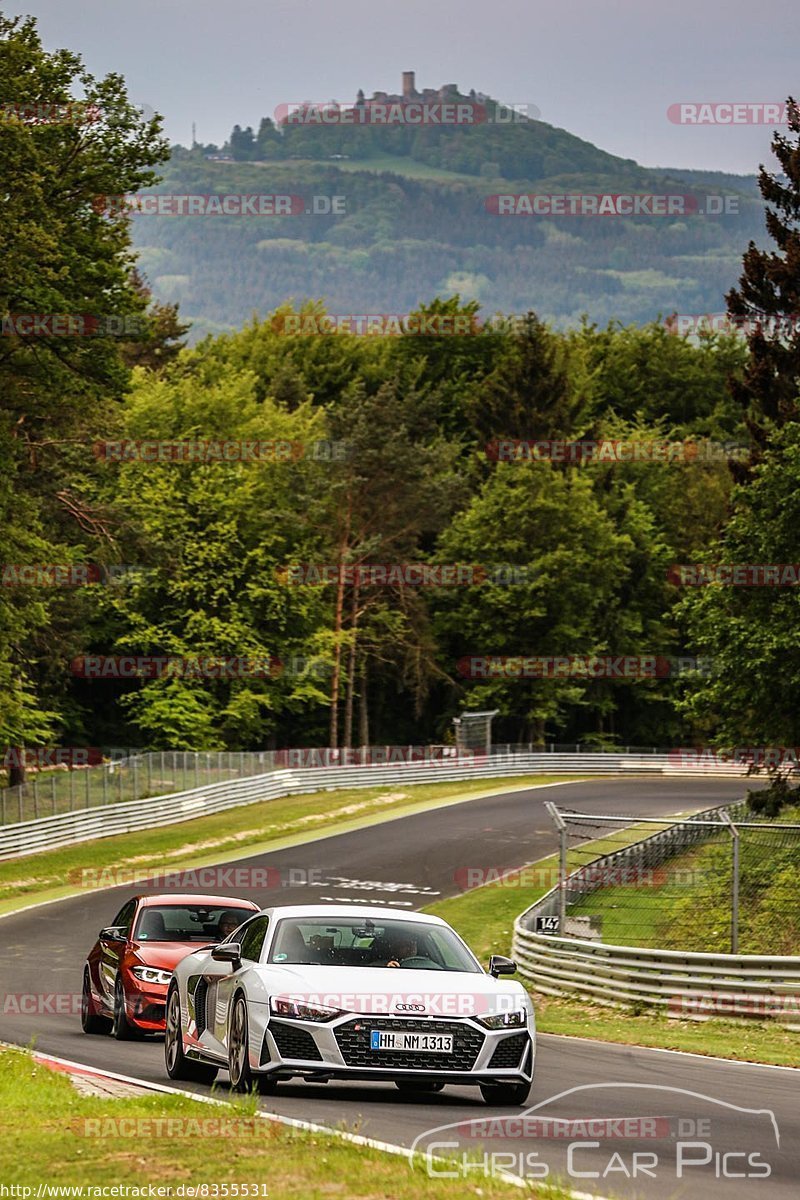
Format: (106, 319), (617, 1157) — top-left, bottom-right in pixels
(395, 1003), (426, 1012)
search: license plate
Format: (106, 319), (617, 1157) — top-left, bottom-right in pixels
(370, 1030), (453, 1053)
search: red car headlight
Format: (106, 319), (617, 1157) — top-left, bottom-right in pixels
(130, 966), (172, 986)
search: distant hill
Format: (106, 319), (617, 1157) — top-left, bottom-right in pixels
(132, 77), (766, 339)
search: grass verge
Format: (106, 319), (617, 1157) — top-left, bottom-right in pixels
(424, 824), (800, 1068)
(0, 775), (582, 916)
(0, 1046), (547, 1196)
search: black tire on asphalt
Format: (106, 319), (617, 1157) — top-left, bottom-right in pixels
(479, 1080), (531, 1106)
(112, 974), (144, 1041)
(228, 993), (257, 1093)
(81, 968), (112, 1035)
(164, 984), (219, 1084)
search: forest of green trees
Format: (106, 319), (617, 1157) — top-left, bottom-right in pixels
(135, 148), (764, 339)
(4, 14), (800, 777)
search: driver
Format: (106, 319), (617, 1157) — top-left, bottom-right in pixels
(386, 935), (417, 967)
(217, 911), (241, 940)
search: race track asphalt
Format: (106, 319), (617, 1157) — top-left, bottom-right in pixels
(1, 776), (796, 1199)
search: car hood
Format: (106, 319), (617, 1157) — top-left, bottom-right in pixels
(130, 942), (211, 971)
(255, 963), (529, 1019)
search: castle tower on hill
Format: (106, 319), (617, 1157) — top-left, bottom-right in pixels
(362, 74), (464, 106)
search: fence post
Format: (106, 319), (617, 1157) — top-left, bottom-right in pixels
(720, 811), (740, 953)
(51, 774), (57, 814)
(133, 756), (138, 801)
(32, 775), (38, 819)
(86, 767), (91, 807)
(102, 765), (108, 806)
(147, 753), (152, 797)
(70, 769), (75, 811)
(544, 801), (568, 933)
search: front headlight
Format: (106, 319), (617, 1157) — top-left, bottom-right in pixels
(130, 966), (172, 986)
(478, 1009), (527, 1029)
(270, 997), (343, 1022)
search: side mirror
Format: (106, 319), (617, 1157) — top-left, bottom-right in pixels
(100, 926), (126, 942)
(211, 942), (242, 968)
(488, 954), (517, 978)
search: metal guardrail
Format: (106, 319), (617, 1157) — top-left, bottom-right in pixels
(0, 743), (731, 825)
(0, 750), (748, 860)
(512, 801), (800, 1021)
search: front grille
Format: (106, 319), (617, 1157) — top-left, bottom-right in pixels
(487, 1033), (528, 1069)
(269, 1021), (323, 1061)
(193, 979), (208, 1036)
(334, 1018), (484, 1071)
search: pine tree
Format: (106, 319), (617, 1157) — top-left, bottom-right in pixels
(727, 97), (800, 453)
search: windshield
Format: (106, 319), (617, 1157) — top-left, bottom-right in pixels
(268, 917), (481, 972)
(133, 904), (251, 943)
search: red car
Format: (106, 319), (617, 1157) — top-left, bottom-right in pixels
(81, 893), (260, 1039)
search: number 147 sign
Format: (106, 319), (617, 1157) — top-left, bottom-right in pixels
(536, 915), (560, 934)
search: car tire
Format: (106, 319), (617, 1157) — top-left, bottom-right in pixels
(480, 1080), (531, 1106)
(228, 993), (256, 1093)
(112, 974), (144, 1040)
(164, 984), (219, 1084)
(81, 968), (112, 1035)
(395, 1080), (445, 1093)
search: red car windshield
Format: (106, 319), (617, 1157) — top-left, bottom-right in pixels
(133, 905), (249, 943)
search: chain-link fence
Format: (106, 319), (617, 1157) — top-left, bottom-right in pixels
(0, 742), (679, 827)
(545, 802), (800, 955)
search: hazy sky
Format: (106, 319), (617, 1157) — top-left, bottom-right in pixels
(14, 0), (799, 174)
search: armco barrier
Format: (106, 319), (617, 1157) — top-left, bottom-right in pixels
(512, 801), (800, 1020)
(0, 751), (748, 860)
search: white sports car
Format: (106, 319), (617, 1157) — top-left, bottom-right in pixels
(165, 904), (535, 1105)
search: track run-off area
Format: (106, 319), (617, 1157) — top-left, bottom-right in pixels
(1, 777), (796, 1200)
